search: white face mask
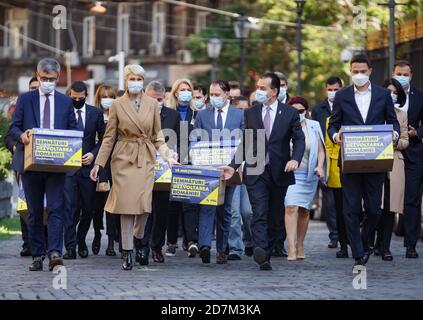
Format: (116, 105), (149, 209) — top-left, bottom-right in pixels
(127, 81), (144, 94)
(327, 91), (337, 103)
(351, 73), (370, 87)
(39, 81), (56, 94)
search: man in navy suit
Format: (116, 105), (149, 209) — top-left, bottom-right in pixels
(328, 55), (400, 268)
(193, 80), (244, 265)
(392, 60), (423, 258)
(63, 81), (105, 260)
(221, 73), (305, 270)
(7, 58), (78, 271)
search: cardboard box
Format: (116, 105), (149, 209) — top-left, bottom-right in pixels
(24, 128), (83, 173)
(153, 152), (172, 191)
(341, 124), (394, 173)
(170, 166), (226, 206)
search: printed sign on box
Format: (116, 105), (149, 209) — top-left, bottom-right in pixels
(24, 128), (83, 173)
(341, 124), (394, 173)
(170, 166), (226, 206)
(154, 151), (172, 191)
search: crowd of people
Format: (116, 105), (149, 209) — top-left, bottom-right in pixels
(4, 54), (423, 272)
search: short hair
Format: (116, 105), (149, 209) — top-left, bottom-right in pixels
(211, 80), (230, 93)
(350, 54), (372, 68)
(124, 64), (146, 80)
(228, 81), (240, 90)
(193, 85), (207, 96)
(37, 58), (61, 75)
(260, 72), (281, 96)
(70, 81), (88, 95)
(383, 78), (407, 108)
(145, 81), (165, 95)
(393, 60), (412, 71)
(326, 76), (343, 87)
(287, 96), (309, 111)
(28, 77), (38, 86)
(274, 71), (288, 84)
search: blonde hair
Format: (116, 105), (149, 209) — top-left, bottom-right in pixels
(168, 78), (195, 111)
(94, 84), (117, 109)
(123, 64), (146, 81)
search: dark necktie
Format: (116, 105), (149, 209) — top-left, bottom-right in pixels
(43, 93), (50, 128)
(216, 109), (223, 130)
(263, 106), (271, 164)
(77, 110), (84, 131)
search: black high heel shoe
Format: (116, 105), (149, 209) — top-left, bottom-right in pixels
(105, 236), (116, 257)
(136, 248), (149, 266)
(122, 250), (133, 271)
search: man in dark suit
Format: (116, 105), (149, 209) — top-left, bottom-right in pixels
(63, 81), (105, 260)
(312, 76), (343, 249)
(328, 55), (400, 268)
(136, 81), (181, 265)
(193, 80), (244, 264)
(392, 60), (423, 258)
(7, 58), (78, 271)
(221, 73), (305, 270)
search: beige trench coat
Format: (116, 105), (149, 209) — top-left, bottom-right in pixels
(94, 92), (170, 215)
(384, 108), (409, 214)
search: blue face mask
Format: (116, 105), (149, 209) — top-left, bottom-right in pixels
(178, 91), (192, 103)
(101, 98), (114, 109)
(255, 90), (270, 105)
(194, 99), (205, 111)
(278, 87), (287, 101)
(210, 96), (225, 109)
(40, 81), (56, 94)
(127, 81), (143, 94)
(394, 75), (410, 89)
(391, 93), (398, 104)
(299, 113), (306, 122)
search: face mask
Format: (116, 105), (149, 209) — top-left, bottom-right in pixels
(394, 75), (410, 89)
(351, 73), (369, 87)
(178, 91), (192, 103)
(327, 91), (337, 102)
(391, 93), (398, 104)
(255, 90), (270, 105)
(278, 87), (287, 101)
(194, 99), (205, 111)
(299, 113), (306, 122)
(40, 81), (56, 94)
(72, 98), (86, 109)
(157, 101), (164, 111)
(210, 97), (225, 109)
(101, 98), (113, 109)
(127, 81), (143, 94)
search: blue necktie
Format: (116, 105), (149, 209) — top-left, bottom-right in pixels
(43, 93), (50, 128)
(216, 109), (223, 130)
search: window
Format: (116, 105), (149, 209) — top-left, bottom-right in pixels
(195, 12), (209, 33)
(117, 4), (130, 53)
(83, 16), (96, 57)
(152, 2), (166, 47)
(3, 8), (28, 59)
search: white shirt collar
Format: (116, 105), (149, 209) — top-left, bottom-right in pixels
(354, 82), (372, 94)
(39, 88), (55, 97)
(263, 98), (278, 111)
(74, 104), (86, 113)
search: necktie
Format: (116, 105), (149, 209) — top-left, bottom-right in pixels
(43, 93), (50, 128)
(263, 106), (271, 164)
(77, 110), (84, 131)
(216, 109), (223, 130)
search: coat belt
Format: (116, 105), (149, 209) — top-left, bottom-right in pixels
(119, 136), (155, 168)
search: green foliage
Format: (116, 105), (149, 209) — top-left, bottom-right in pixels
(0, 217), (21, 240)
(0, 112), (12, 181)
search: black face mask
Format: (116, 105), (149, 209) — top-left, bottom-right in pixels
(72, 98), (86, 109)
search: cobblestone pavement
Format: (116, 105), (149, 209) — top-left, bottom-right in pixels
(0, 220), (422, 300)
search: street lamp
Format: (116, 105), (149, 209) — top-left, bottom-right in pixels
(207, 38), (222, 82)
(234, 12), (250, 91)
(295, 0), (306, 96)
(90, 1), (107, 14)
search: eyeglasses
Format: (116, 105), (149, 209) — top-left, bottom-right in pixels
(39, 77), (58, 82)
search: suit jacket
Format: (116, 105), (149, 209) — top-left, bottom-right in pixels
(160, 105), (181, 152)
(312, 99), (332, 137)
(71, 104), (106, 178)
(177, 106), (198, 164)
(230, 101), (305, 188)
(7, 89), (78, 174)
(328, 84), (400, 144)
(402, 87), (423, 166)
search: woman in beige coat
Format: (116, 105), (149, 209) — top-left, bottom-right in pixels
(90, 64), (177, 270)
(374, 78), (409, 261)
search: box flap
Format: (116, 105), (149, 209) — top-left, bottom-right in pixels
(172, 165), (222, 178)
(341, 124), (393, 133)
(33, 128), (83, 138)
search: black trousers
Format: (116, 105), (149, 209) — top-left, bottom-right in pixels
(92, 191), (120, 240)
(246, 166), (287, 260)
(375, 176), (395, 253)
(166, 201), (199, 245)
(331, 188), (348, 250)
(404, 164), (423, 247)
(341, 172), (385, 258)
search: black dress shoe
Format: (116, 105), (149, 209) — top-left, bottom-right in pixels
(406, 246), (419, 258)
(216, 252), (228, 264)
(122, 250), (133, 271)
(373, 247), (381, 256)
(78, 244), (89, 258)
(199, 246), (211, 264)
(187, 241), (198, 258)
(336, 249), (349, 258)
(228, 254), (241, 261)
(63, 249), (76, 260)
(328, 240), (338, 249)
(48, 252), (64, 271)
(136, 248), (149, 266)
(381, 251), (393, 261)
(253, 247), (268, 266)
(152, 250), (165, 263)
(20, 247), (31, 257)
(259, 261), (272, 271)
(244, 247), (253, 257)
(105, 236), (116, 256)
(353, 257), (365, 269)
(363, 252), (371, 265)
(92, 233), (101, 255)
(29, 257), (43, 271)
(271, 246), (285, 257)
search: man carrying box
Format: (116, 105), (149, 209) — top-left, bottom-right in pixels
(7, 58), (78, 271)
(328, 55), (400, 268)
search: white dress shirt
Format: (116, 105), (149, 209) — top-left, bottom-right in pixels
(402, 87), (410, 113)
(214, 100), (230, 128)
(74, 104), (87, 128)
(39, 88), (55, 129)
(262, 99), (278, 134)
(328, 100), (333, 112)
(354, 83), (372, 123)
